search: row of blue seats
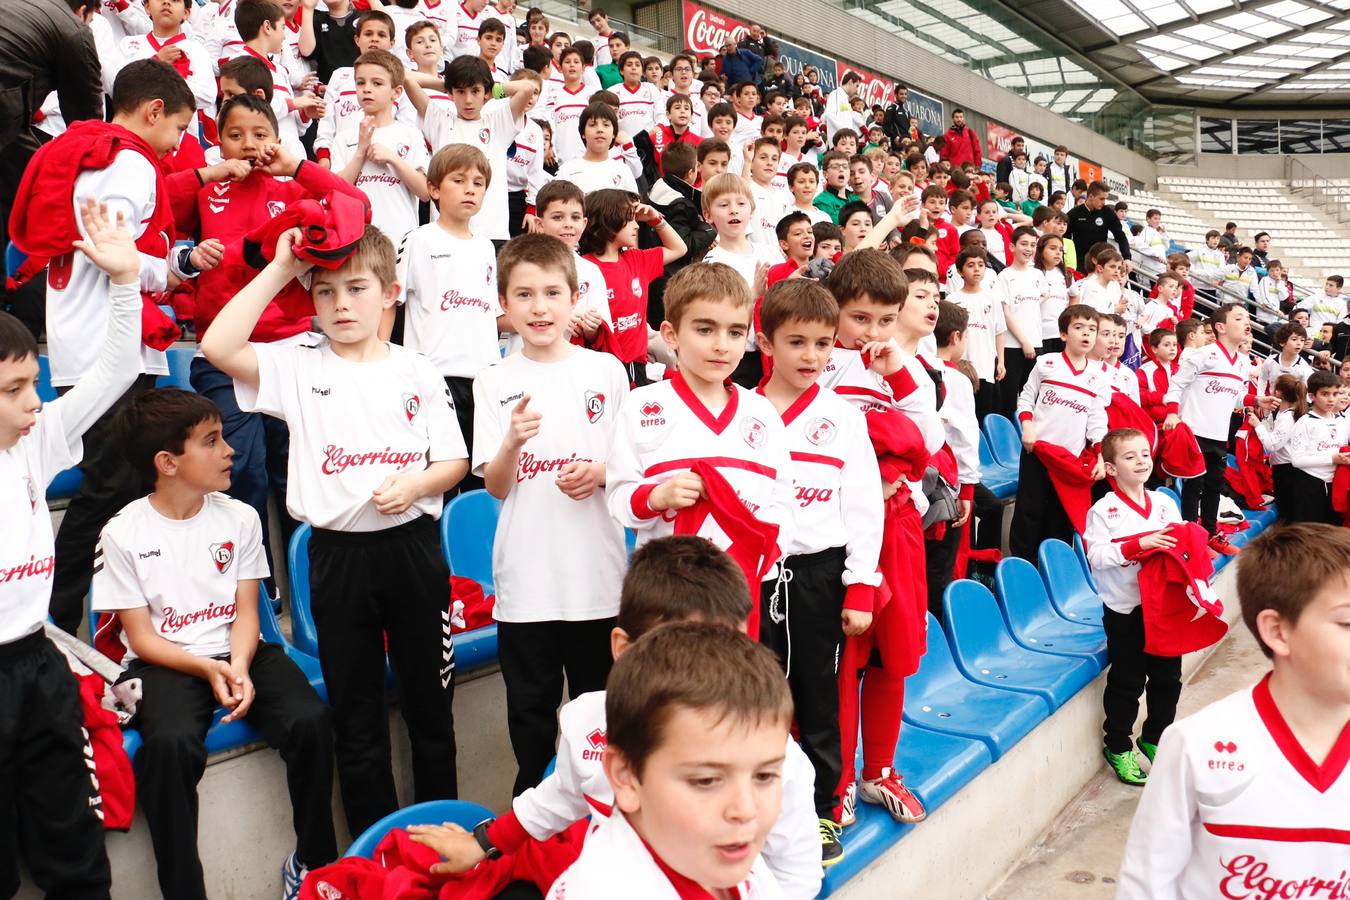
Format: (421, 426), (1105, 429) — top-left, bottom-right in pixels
(979, 413), (1023, 499)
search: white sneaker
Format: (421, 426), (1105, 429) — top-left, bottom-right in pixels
(838, 780), (857, 827)
(281, 851), (308, 900)
(858, 767), (927, 823)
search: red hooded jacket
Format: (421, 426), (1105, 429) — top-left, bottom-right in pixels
(1226, 426), (1272, 511)
(1136, 522), (1228, 657)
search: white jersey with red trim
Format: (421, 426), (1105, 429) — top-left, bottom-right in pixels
(1258, 353), (1313, 397)
(941, 360), (981, 488)
(526, 691), (816, 900)
(314, 66), (419, 157)
(948, 288), (1005, 383)
(120, 33), (218, 119)
(1016, 352), (1110, 455)
(506, 116), (549, 201)
(471, 349), (629, 623)
(99, 0), (150, 42)
(763, 383), (882, 594)
(92, 493), (269, 660)
(747, 181), (791, 256)
(614, 81), (661, 133)
(1106, 360), (1140, 404)
(235, 339), (467, 532)
(543, 81), (591, 163)
(329, 120), (429, 243)
(1118, 675), (1350, 900)
(480, 4), (520, 72)
(1164, 340), (1250, 443)
(996, 265), (1047, 351)
(447, 1), (489, 59)
(396, 223), (502, 378)
(1083, 488), (1181, 614)
(771, 150), (816, 191)
(605, 375), (795, 564)
(1288, 412), (1349, 483)
(422, 98), (521, 240)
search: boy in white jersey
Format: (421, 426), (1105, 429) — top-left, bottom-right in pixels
(1286, 370), (1349, 525)
(1163, 303), (1253, 554)
(94, 389), (335, 900)
(0, 201), (143, 900)
(403, 55), (538, 244)
(1011, 304), (1110, 561)
(950, 248), (1005, 419)
(746, 137), (789, 256)
(1296, 274), (1344, 334)
(784, 163), (831, 225)
(1119, 523), (1350, 897)
(1095, 313), (1139, 404)
(396, 144), (501, 492)
(613, 50), (659, 134)
(331, 50), (430, 242)
(471, 234), (630, 795)
(314, 11), (418, 167)
(121, 0), (219, 121)
(233, 0), (319, 160)
(1137, 272), (1181, 338)
(756, 280), (883, 866)
(447, 0), (489, 59)
(527, 181), (610, 341)
(933, 303), (981, 610)
(1259, 322), (1311, 396)
(549, 623), (795, 899)
(541, 46), (591, 164)
(553, 101), (638, 194)
(408, 537), (821, 899)
(1186, 229), (1224, 284)
(606, 262), (794, 568)
(995, 225), (1045, 421)
(201, 225), (469, 838)
(1084, 428), (1184, 787)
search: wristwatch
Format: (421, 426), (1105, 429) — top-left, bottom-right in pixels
(473, 818), (502, 860)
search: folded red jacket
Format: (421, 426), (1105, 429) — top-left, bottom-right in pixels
(1032, 442), (1099, 535)
(1158, 421), (1206, 479)
(1136, 522), (1227, 657)
(243, 192), (373, 270)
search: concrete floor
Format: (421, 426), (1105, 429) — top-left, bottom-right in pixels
(989, 625), (1268, 899)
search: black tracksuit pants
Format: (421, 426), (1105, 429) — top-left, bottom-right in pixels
(308, 516), (457, 836)
(0, 631), (110, 899)
(1010, 450), (1073, 561)
(1180, 435), (1227, 534)
(759, 547), (846, 820)
(1102, 606), (1181, 754)
(497, 618), (616, 797)
(124, 644), (336, 900)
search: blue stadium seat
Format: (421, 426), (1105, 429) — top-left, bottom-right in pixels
(824, 724), (991, 893)
(157, 347), (196, 391)
(36, 355), (83, 500)
(287, 524), (318, 657)
(900, 612), (1047, 758)
(345, 799), (495, 858)
(255, 582), (327, 702)
(977, 431), (1017, 499)
(1158, 486), (1181, 510)
(1038, 539), (1103, 626)
(5, 241), (26, 278)
(993, 558), (1107, 668)
(983, 414), (1023, 470)
(1072, 532), (1099, 592)
(943, 580), (1099, 711)
(444, 489), (501, 594)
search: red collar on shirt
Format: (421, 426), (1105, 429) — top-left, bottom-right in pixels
(243, 45), (276, 71)
(1253, 672), (1350, 794)
(1061, 352), (1087, 375)
(1216, 339), (1240, 365)
(286, 10), (302, 33)
(146, 32), (186, 51)
(637, 831), (745, 900)
(756, 382), (818, 426)
(621, 82), (643, 94)
(671, 371), (739, 434)
(562, 82), (587, 95)
(1112, 487), (1152, 520)
(460, 1), (477, 17)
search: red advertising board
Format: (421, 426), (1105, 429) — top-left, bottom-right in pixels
(834, 61), (895, 109)
(682, 1), (749, 56)
(985, 120), (1018, 162)
(1078, 160), (1103, 183)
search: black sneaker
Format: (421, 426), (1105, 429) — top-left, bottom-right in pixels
(820, 818), (844, 867)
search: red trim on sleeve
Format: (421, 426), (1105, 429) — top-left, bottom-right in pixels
(630, 483), (662, 520)
(959, 483), (975, 501)
(1017, 411), (1033, 424)
(486, 810), (530, 854)
(1165, 401), (1180, 414)
(1120, 538), (1145, 561)
(843, 583), (874, 613)
(316, 148), (331, 163)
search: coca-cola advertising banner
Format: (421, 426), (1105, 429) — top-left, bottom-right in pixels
(777, 37), (837, 94)
(682, 0), (749, 56)
(835, 61), (893, 110)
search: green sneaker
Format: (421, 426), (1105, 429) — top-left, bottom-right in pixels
(1103, 747), (1148, 786)
(1138, 741), (1159, 764)
(819, 818), (844, 868)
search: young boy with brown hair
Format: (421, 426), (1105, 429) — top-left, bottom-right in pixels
(1119, 522), (1350, 895)
(756, 279), (883, 865)
(201, 224), (469, 837)
(410, 536), (821, 899)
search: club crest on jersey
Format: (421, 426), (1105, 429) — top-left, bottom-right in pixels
(631, 277), (643, 299)
(486, 263), (495, 285)
(805, 417), (836, 446)
(266, 200), (285, 218)
(741, 417), (766, 449)
(585, 391), (606, 423)
(478, 127), (490, 144)
(403, 393), (421, 423)
(24, 475), (37, 512)
(210, 542), (235, 574)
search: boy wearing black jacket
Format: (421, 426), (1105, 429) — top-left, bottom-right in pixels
(643, 142), (715, 321)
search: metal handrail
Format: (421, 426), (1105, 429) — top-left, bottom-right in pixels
(535, 0), (678, 54)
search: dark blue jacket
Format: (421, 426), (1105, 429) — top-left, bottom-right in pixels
(719, 48), (762, 87)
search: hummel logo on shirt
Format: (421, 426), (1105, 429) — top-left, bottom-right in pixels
(138, 549), (162, 560)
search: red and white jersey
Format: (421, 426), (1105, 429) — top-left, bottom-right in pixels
(606, 374), (795, 561)
(203, 0), (243, 69)
(771, 150), (816, 190)
(1118, 675), (1350, 900)
(747, 181), (791, 256)
(480, 4), (520, 72)
(447, 1), (489, 59)
(381, 5), (427, 59)
(1073, 276), (1122, 316)
(658, 91), (707, 137)
(1083, 488), (1181, 614)
(949, 288), (1005, 383)
(614, 81), (661, 133)
(1164, 340), (1249, 443)
(761, 384), (882, 601)
(703, 242), (785, 298)
(413, 0), (453, 36)
(1258, 353), (1312, 397)
(548, 799), (784, 900)
(396, 223), (502, 378)
(99, 0), (151, 42)
(1254, 408), (1295, 466)
(120, 33), (218, 119)
(472, 350), (628, 622)
(941, 360), (981, 488)
(329, 120), (429, 242)
(554, 157), (638, 195)
(514, 690), (819, 900)
(1105, 360), (1140, 404)
(503, 254), (609, 358)
(422, 98), (521, 240)
(1040, 266), (1069, 341)
(1137, 298), (1177, 337)
(92, 494), (269, 660)
(1288, 411), (1348, 482)
(543, 81), (591, 163)
(1016, 352), (1110, 455)
(506, 116), (549, 201)
(731, 111), (763, 147)
(996, 265), (1046, 350)
(47, 155), (169, 387)
(236, 340), (467, 532)
(314, 66), (418, 157)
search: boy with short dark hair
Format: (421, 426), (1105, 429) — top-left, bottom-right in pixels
(756, 279), (883, 865)
(95, 388), (336, 900)
(1084, 428), (1184, 786)
(0, 201), (141, 900)
(1119, 522), (1350, 895)
(814, 150), (855, 225)
(1286, 369), (1349, 524)
(314, 10), (415, 166)
(201, 225), (470, 837)
(233, 0), (320, 159)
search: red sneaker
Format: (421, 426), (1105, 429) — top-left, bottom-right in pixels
(1208, 533), (1239, 556)
(858, 768), (927, 823)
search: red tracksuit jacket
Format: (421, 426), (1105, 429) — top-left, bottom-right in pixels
(1136, 522), (1227, 656)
